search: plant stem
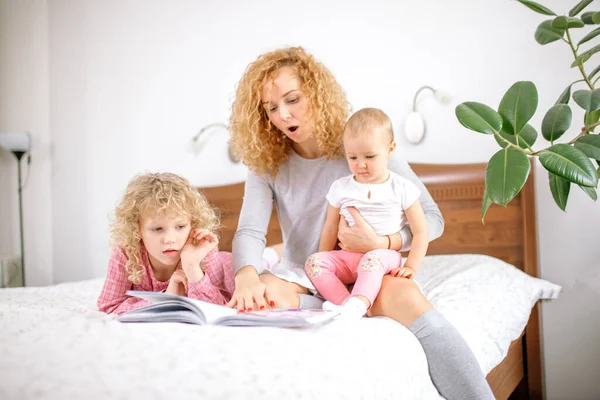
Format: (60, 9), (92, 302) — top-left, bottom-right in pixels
(492, 130), (532, 154)
(568, 121), (600, 143)
(566, 28), (594, 90)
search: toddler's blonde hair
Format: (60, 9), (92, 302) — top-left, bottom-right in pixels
(344, 108), (394, 144)
(110, 172), (219, 284)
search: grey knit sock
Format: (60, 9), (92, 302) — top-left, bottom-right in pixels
(298, 294), (324, 309)
(409, 309), (495, 400)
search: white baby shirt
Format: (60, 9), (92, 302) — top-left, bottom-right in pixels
(325, 171), (421, 236)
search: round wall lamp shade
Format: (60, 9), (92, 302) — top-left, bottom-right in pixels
(404, 112), (426, 144)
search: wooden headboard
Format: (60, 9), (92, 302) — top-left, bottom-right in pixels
(200, 162), (543, 400)
(200, 162), (538, 278)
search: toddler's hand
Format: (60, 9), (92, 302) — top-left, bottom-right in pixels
(390, 266), (415, 279)
(166, 269), (188, 296)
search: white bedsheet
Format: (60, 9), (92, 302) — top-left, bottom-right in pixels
(0, 254), (561, 400)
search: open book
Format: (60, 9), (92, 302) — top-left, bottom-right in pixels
(118, 290), (338, 328)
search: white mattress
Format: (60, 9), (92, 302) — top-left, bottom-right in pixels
(0, 254), (561, 400)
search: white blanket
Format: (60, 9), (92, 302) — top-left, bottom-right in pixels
(0, 254), (560, 400)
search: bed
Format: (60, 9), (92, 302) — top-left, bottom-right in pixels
(0, 162), (560, 400)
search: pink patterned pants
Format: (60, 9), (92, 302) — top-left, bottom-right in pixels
(304, 249), (402, 307)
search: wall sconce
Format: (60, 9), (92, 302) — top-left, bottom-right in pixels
(404, 86), (451, 144)
(0, 131), (32, 287)
(191, 122), (241, 163)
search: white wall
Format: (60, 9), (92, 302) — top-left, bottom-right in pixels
(0, 0), (53, 286)
(2, 0), (599, 398)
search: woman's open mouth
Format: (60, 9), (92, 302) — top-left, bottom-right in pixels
(287, 126), (299, 135)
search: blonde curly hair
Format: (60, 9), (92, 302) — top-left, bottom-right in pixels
(229, 46), (351, 175)
(110, 172), (220, 284)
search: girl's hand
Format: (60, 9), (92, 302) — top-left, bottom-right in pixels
(180, 229), (218, 282)
(166, 269), (188, 296)
(225, 266), (271, 311)
(390, 266), (415, 279)
(338, 207), (384, 253)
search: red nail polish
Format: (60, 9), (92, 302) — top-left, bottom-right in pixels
(260, 306), (265, 310)
(269, 301), (275, 307)
(246, 308), (253, 311)
(238, 309), (245, 313)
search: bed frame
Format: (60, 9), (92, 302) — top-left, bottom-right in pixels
(201, 162), (544, 400)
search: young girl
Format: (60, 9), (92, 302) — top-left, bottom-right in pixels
(305, 108), (428, 319)
(97, 172), (280, 315)
(227, 47), (493, 398)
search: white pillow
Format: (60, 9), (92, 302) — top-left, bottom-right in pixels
(414, 254), (561, 374)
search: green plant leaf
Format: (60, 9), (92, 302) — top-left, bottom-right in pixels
(574, 134), (600, 160)
(517, 0), (556, 16)
(455, 102), (503, 135)
(570, 0), (594, 17)
(482, 189), (493, 223)
(552, 16), (585, 29)
(495, 124), (538, 149)
(498, 81), (538, 135)
(578, 26), (600, 46)
(541, 104), (572, 141)
(549, 173), (570, 211)
(535, 20), (565, 44)
(571, 44), (600, 67)
(485, 148), (531, 206)
(581, 11), (598, 24)
(556, 83), (574, 104)
(573, 89), (600, 112)
(539, 144), (598, 187)
(584, 110), (600, 127)
(594, 12), (600, 23)
(579, 184), (598, 201)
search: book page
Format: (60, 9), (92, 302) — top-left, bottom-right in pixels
(215, 308), (339, 327)
(126, 291), (236, 324)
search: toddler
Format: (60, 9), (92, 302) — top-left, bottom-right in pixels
(305, 108), (429, 319)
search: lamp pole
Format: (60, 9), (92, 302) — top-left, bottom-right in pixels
(13, 150), (25, 286)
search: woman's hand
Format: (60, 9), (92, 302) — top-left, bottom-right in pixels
(180, 229), (218, 283)
(338, 207), (389, 253)
(166, 269), (188, 296)
(225, 266), (271, 311)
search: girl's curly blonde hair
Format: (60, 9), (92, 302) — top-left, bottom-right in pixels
(229, 46), (351, 176)
(110, 172), (220, 284)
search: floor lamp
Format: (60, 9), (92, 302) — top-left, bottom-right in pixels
(0, 132), (31, 287)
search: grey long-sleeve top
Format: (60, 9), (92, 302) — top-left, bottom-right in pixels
(232, 150), (444, 275)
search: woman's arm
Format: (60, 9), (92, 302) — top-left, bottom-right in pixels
(337, 207), (404, 252)
(388, 155), (444, 251)
(232, 171), (275, 276)
(319, 205), (341, 252)
(227, 171), (274, 311)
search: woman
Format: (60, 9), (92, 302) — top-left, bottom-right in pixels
(227, 47), (493, 399)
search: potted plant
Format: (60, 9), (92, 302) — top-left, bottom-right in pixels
(455, 0), (600, 219)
